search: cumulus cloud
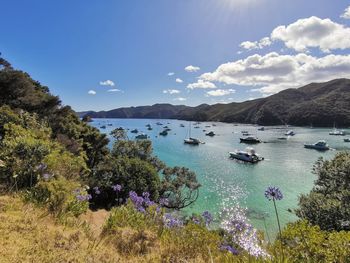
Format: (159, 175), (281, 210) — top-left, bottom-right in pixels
(175, 78), (183, 83)
(240, 37), (272, 50)
(168, 72), (175, 76)
(271, 16), (350, 52)
(206, 89), (235, 97)
(173, 97), (187, 101)
(341, 6), (350, 19)
(187, 79), (216, 89)
(107, 88), (122, 92)
(100, 80), (115, 86)
(199, 52), (350, 95)
(88, 90), (96, 95)
(185, 65), (200, 72)
(163, 89), (181, 94)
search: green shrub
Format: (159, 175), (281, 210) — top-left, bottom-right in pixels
(296, 152), (350, 231)
(276, 220), (350, 262)
(24, 177), (89, 220)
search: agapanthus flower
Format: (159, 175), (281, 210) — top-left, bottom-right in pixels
(159, 198), (169, 207)
(36, 163), (47, 171)
(264, 186), (283, 201)
(202, 211), (213, 226)
(42, 173), (52, 181)
(112, 184), (122, 192)
(163, 213), (183, 228)
(220, 244), (239, 255)
(93, 186), (101, 195)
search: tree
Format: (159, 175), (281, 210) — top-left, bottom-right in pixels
(296, 152), (350, 231)
(160, 166), (201, 209)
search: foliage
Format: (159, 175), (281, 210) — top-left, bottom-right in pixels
(296, 152), (350, 231)
(160, 166), (201, 209)
(24, 177), (89, 220)
(90, 156), (161, 209)
(277, 220), (350, 262)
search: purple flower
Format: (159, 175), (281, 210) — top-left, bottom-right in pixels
(36, 163), (47, 171)
(192, 217), (201, 225)
(264, 186), (283, 201)
(220, 245), (239, 255)
(112, 184), (122, 192)
(159, 198), (169, 207)
(202, 211), (213, 226)
(73, 189), (81, 195)
(163, 213), (183, 228)
(93, 186), (101, 195)
(42, 173), (52, 181)
(76, 195), (86, 202)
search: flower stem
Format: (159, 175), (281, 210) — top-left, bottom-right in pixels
(273, 198), (284, 260)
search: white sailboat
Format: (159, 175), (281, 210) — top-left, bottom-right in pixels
(184, 122), (201, 145)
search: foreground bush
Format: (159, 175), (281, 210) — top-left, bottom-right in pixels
(24, 177), (89, 221)
(278, 220), (350, 262)
(296, 152), (350, 231)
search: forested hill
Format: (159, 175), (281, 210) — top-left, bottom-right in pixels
(81, 79), (350, 127)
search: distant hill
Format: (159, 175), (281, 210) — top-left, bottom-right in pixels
(80, 79), (350, 127)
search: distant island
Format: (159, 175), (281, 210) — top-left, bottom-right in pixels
(79, 78), (350, 127)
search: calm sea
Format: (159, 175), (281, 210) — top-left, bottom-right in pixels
(91, 118), (350, 237)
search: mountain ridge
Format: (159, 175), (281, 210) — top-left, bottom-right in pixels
(79, 79), (350, 127)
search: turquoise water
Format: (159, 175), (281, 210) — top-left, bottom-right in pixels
(91, 118), (350, 237)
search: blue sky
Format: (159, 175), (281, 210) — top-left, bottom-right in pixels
(1, 0), (350, 111)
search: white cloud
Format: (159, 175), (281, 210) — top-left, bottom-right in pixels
(185, 65), (200, 72)
(173, 97), (187, 101)
(168, 72), (175, 76)
(175, 78), (183, 83)
(88, 90), (96, 95)
(107, 88), (122, 92)
(271, 16), (350, 52)
(341, 6), (350, 19)
(240, 37), (271, 50)
(187, 79), (217, 89)
(206, 89), (236, 97)
(199, 52), (350, 95)
(100, 80), (115, 86)
(163, 89), (181, 94)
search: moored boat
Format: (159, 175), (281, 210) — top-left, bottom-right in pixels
(205, 131), (215, 137)
(344, 138), (350, 142)
(240, 136), (261, 144)
(304, 140), (330, 151)
(135, 133), (148, 139)
(159, 130), (168, 136)
(285, 130), (295, 136)
(130, 129), (138, 133)
(229, 148), (264, 163)
(184, 137), (201, 145)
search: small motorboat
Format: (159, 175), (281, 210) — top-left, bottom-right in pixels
(285, 130), (295, 136)
(107, 123), (113, 126)
(130, 129), (138, 133)
(146, 124), (151, 127)
(212, 124), (217, 126)
(241, 130), (249, 134)
(194, 126), (200, 129)
(205, 125), (211, 128)
(156, 122), (163, 126)
(180, 124), (185, 127)
(229, 148), (264, 163)
(147, 127), (153, 131)
(205, 131), (215, 137)
(304, 140), (330, 151)
(184, 137), (201, 145)
(135, 133), (148, 139)
(163, 126), (169, 129)
(258, 127), (265, 131)
(159, 130), (168, 136)
(329, 129), (345, 136)
(100, 125), (106, 129)
(240, 136), (261, 144)
(344, 138), (350, 142)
